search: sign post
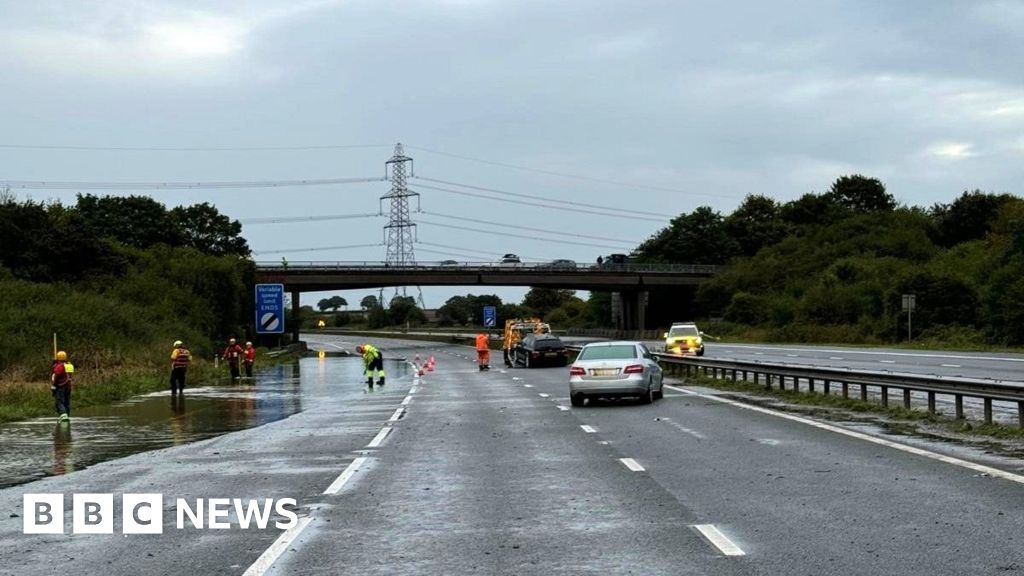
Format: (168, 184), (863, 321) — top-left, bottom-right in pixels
(483, 305), (497, 329)
(901, 294), (916, 341)
(255, 284), (286, 335)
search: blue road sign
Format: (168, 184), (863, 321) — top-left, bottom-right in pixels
(483, 305), (497, 328)
(255, 284), (286, 334)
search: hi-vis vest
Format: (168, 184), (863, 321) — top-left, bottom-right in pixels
(171, 347), (192, 368)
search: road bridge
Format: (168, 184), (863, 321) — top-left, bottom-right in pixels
(254, 261), (723, 340)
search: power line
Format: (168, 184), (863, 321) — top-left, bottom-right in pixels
(0, 176), (386, 191)
(420, 210), (641, 244)
(240, 212), (381, 225)
(407, 144), (733, 198)
(414, 247), (495, 261)
(417, 241), (545, 262)
(416, 176), (664, 218)
(253, 242), (382, 256)
(412, 182), (666, 223)
(0, 143), (392, 152)
(417, 218), (634, 251)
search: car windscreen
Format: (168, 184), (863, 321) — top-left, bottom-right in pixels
(669, 326), (699, 337)
(578, 345), (637, 360)
(532, 338), (563, 350)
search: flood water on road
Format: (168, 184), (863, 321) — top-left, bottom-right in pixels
(0, 356), (410, 488)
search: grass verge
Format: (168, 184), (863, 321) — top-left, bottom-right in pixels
(683, 374), (1024, 441)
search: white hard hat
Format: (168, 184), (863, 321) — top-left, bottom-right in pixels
(174, 340), (183, 347)
(245, 341), (253, 346)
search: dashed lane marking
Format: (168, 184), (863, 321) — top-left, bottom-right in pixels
(401, 395), (413, 406)
(524, 384), (533, 388)
(556, 405), (570, 411)
(580, 425), (596, 433)
(367, 426), (391, 448)
(323, 456), (368, 495)
(619, 458), (645, 472)
(942, 364), (962, 368)
(829, 356), (843, 360)
(693, 524), (746, 557)
(539, 393), (550, 398)
(387, 407), (405, 422)
(879, 360), (896, 364)
(665, 384), (1024, 486)
(242, 517), (314, 576)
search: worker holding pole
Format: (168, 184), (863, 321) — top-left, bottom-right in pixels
(51, 350), (75, 422)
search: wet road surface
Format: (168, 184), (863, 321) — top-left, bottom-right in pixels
(0, 336), (1022, 575)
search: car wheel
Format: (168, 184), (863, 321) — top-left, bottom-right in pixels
(653, 387), (663, 400)
(641, 384), (654, 405)
(570, 394), (584, 407)
(696, 349), (705, 357)
(525, 354), (531, 369)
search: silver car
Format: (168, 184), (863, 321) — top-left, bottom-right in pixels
(568, 341), (664, 406)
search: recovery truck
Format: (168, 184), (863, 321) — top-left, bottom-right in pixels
(502, 318), (551, 368)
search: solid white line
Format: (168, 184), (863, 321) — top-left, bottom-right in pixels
(942, 364), (962, 368)
(387, 407), (405, 422)
(401, 395), (413, 406)
(242, 516), (314, 576)
(539, 393), (550, 398)
(580, 425), (596, 433)
(720, 343), (1024, 364)
(323, 456), (368, 495)
(664, 385), (1024, 485)
(619, 458), (645, 472)
(693, 524), (745, 557)
(367, 426), (391, 448)
(556, 405), (570, 411)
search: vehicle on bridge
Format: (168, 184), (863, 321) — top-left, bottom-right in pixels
(568, 341), (664, 406)
(664, 322), (705, 356)
(500, 253), (521, 266)
(538, 258), (577, 270)
(512, 333), (569, 368)
(502, 317), (551, 367)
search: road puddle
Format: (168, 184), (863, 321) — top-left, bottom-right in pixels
(0, 357), (410, 488)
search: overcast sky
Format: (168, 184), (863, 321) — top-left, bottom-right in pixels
(2, 0), (1023, 308)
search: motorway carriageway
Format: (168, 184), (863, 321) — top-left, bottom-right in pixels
(0, 334), (1023, 575)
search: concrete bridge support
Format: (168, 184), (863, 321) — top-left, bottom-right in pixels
(291, 290), (301, 343)
(613, 290), (647, 332)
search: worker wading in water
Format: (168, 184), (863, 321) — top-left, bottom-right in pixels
(356, 344), (385, 388)
(475, 332), (491, 371)
(170, 340), (191, 394)
(222, 338), (243, 380)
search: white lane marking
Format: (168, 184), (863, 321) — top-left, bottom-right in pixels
(367, 426), (391, 448)
(539, 393), (550, 398)
(664, 385), (1024, 485)
(598, 440), (610, 445)
(409, 386), (418, 394)
(619, 458), (645, 472)
(693, 524), (746, 557)
(242, 516), (314, 576)
(661, 418), (706, 440)
(942, 364), (962, 368)
(786, 354), (798, 358)
(524, 384), (533, 388)
(387, 407), (405, 422)
(401, 395), (413, 406)
(323, 456), (368, 495)
(879, 360), (896, 364)
(720, 343), (1024, 364)
(754, 352), (763, 355)
(580, 425), (597, 433)
(829, 356), (843, 360)
(556, 405), (570, 411)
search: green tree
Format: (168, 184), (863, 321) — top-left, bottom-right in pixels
(170, 202), (250, 257)
(387, 296), (426, 326)
(636, 206), (739, 264)
(725, 194), (787, 257)
(76, 194), (182, 250)
(317, 295), (348, 312)
(360, 295), (379, 310)
(522, 288), (576, 317)
(930, 191), (1016, 248)
(826, 175), (895, 213)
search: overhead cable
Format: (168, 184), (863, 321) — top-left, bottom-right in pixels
(417, 219), (634, 251)
(420, 210), (641, 244)
(416, 176), (664, 218)
(252, 242), (382, 255)
(0, 176), (386, 190)
(413, 182), (666, 223)
(0, 143), (392, 152)
(407, 144), (733, 198)
(241, 212), (381, 225)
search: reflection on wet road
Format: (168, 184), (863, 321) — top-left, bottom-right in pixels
(0, 357), (410, 488)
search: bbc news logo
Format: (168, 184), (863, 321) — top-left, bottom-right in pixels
(23, 494), (298, 534)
